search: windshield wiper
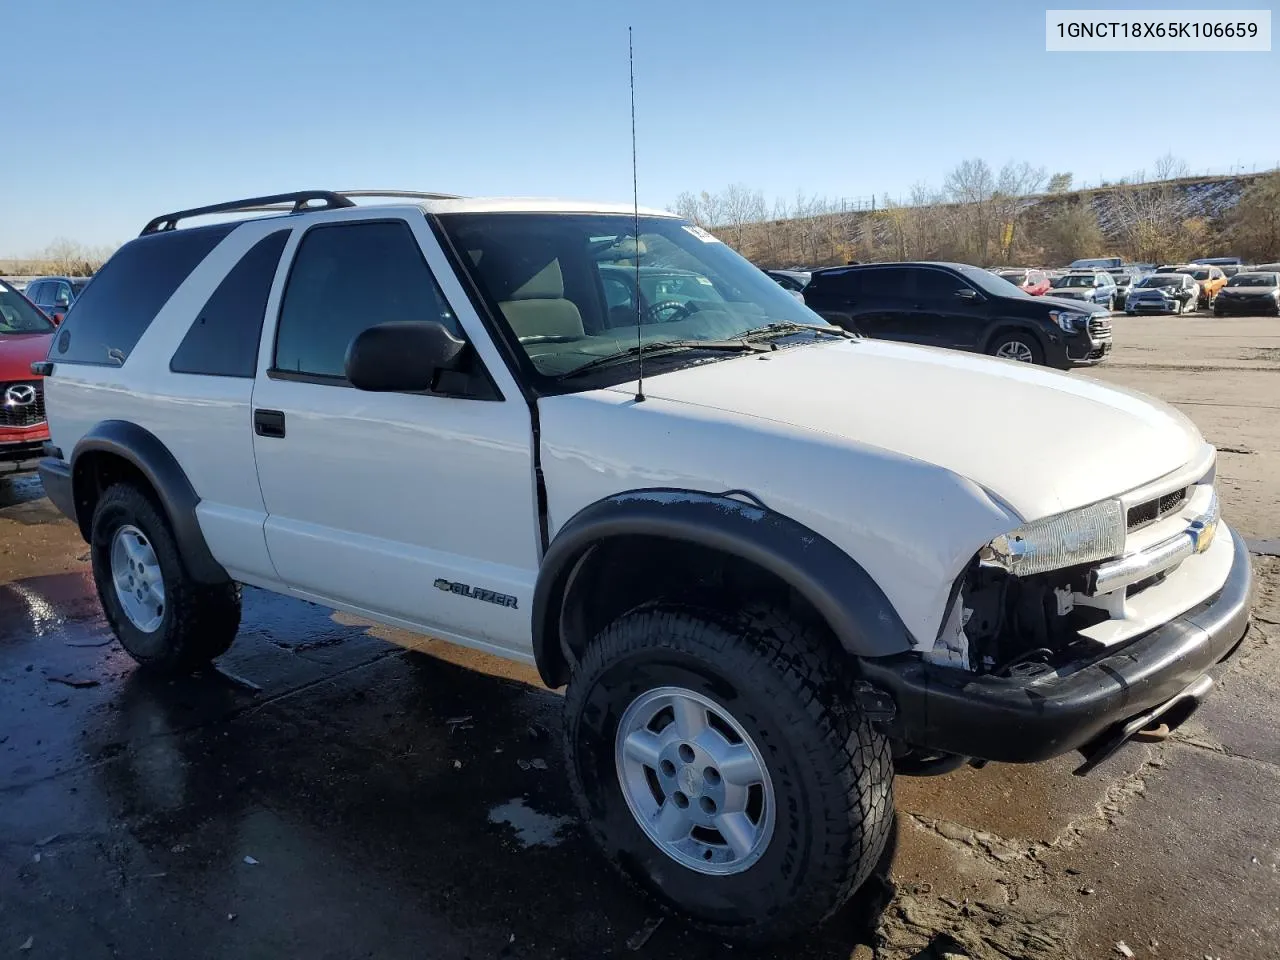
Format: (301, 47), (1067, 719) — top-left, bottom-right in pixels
(556, 339), (769, 379)
(737, 321), (859, 341)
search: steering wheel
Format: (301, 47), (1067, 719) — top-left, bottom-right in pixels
(641, 299), (694, 324)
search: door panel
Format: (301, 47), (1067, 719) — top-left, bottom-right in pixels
(250, 216), (539, 654)
(848, 267), (914, 340)
(911, 268), (988, 349)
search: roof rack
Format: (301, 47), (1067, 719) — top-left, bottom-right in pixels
(141, 191), (356, 235)
(140, 189), (467, 236)
(335, 190), (464, 201)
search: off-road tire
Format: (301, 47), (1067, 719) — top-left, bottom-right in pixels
(563, 603), (893, 940)
(90, 483), (240, 674)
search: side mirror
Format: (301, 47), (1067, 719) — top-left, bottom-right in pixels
(955, 288), (979, 300)
(345, 321), (466, 392)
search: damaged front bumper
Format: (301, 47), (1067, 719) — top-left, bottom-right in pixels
(858, 528), (1252, 773)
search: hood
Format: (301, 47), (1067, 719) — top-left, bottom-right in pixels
(1130, 285), (1180, 296)
(0, 333), (54, 378)
(1039, 293), (1106, 312)
(1219, 285), (1278, 295)
(1046, 287), (1090, 299)
(612, 339), (1203, 520)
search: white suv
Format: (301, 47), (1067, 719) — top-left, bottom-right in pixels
(34, 190), (1252, 940)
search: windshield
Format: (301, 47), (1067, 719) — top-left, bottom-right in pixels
(438, 213), (826, 378)
(0, 282), (55, 334)
(1136, 276), (1181, 288)
(960, 266), (1029, 298)
(1052, 275), (1097, 288)
(1188, 269), (1211, 280)
(1227, 273), (1279, 287)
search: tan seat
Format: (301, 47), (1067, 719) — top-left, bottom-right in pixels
(493, 259), (585, 340)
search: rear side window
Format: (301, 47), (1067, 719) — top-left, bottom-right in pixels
(807, 270), (861, 299)
(860, 267), (910, 298)
(51, 222), (235, 365)
(273, 220), (458, 380)
(170, 231), (289, 378)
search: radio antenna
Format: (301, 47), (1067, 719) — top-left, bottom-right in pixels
(629, 26), (645, 403)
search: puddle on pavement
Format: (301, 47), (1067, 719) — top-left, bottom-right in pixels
(487, 798), (573, 848)
(0, 474), (47, 509)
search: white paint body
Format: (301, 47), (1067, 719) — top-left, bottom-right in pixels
(43, 198), (1234, 669)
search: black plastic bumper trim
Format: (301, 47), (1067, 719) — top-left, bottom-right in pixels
(859, 529), (1252, 765)
(37, 457), (75, 521)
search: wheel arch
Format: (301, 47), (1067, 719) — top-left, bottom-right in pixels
(70, 420), (229, 584)
(982, 320), (1047, 354)
(531, 489), (913, 688)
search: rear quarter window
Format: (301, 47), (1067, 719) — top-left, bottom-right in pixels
(170, 230), (290, 377)
(806, 270), (861, 300)
(51, 222), (236, 366)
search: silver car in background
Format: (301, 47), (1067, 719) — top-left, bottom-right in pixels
(1125, 273), (1199, 315)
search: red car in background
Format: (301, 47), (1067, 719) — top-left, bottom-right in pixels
(0, 279), (57, 472)
(996, 268), (1052, 296)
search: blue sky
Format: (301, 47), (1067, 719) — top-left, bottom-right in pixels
(4, 0), (1277, 254)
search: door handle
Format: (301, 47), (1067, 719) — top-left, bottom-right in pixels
(254, 409), (286, 438)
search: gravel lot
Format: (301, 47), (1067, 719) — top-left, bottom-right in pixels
(1, 314), (1277, 959)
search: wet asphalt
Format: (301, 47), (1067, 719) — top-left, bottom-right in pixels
(0, 476), (896, 960)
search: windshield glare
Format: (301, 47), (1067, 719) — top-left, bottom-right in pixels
(439, 213), (826, 377)
(1052, 275), (1097, 288)
(0, 283), (55, 334)
(1227, 273), (1279, 287)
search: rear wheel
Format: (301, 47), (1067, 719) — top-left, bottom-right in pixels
(564, 604), (893, 940)
(90, 483), (240, 674)
(989, 331), (1043, 364)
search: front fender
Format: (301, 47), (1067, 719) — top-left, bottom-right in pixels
(531, 489), (913, 687)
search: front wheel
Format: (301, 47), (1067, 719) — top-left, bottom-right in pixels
(989, 331), (1044, 364)
(564, 604), (893, 940)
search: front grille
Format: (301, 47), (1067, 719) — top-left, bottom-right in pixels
(1088, 317), (1112, 339)
(1127, 487), (1188, 531)
(0, 380), (46, 429)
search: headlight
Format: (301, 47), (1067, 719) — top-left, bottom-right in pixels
(980, 499), (1125, 576)
(1049, 309), (1086, 333)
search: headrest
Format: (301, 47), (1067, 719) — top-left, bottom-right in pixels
(485, 249), (565, 301)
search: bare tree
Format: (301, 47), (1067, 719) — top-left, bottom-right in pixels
(991, 162), (1046, 262)
(1034, 199), (1105, 264)
(1112, 156), (1195, 262)
(1153, 153), (1190, 182)
(1223, 172), (1280, 261)
(673, 191), (704, 225)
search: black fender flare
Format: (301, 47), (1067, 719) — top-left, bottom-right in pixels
(531, 489), (913, 687)
(71, 420), (229, 584)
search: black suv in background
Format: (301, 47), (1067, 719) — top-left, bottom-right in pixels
(803, 261), (1112, 368)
